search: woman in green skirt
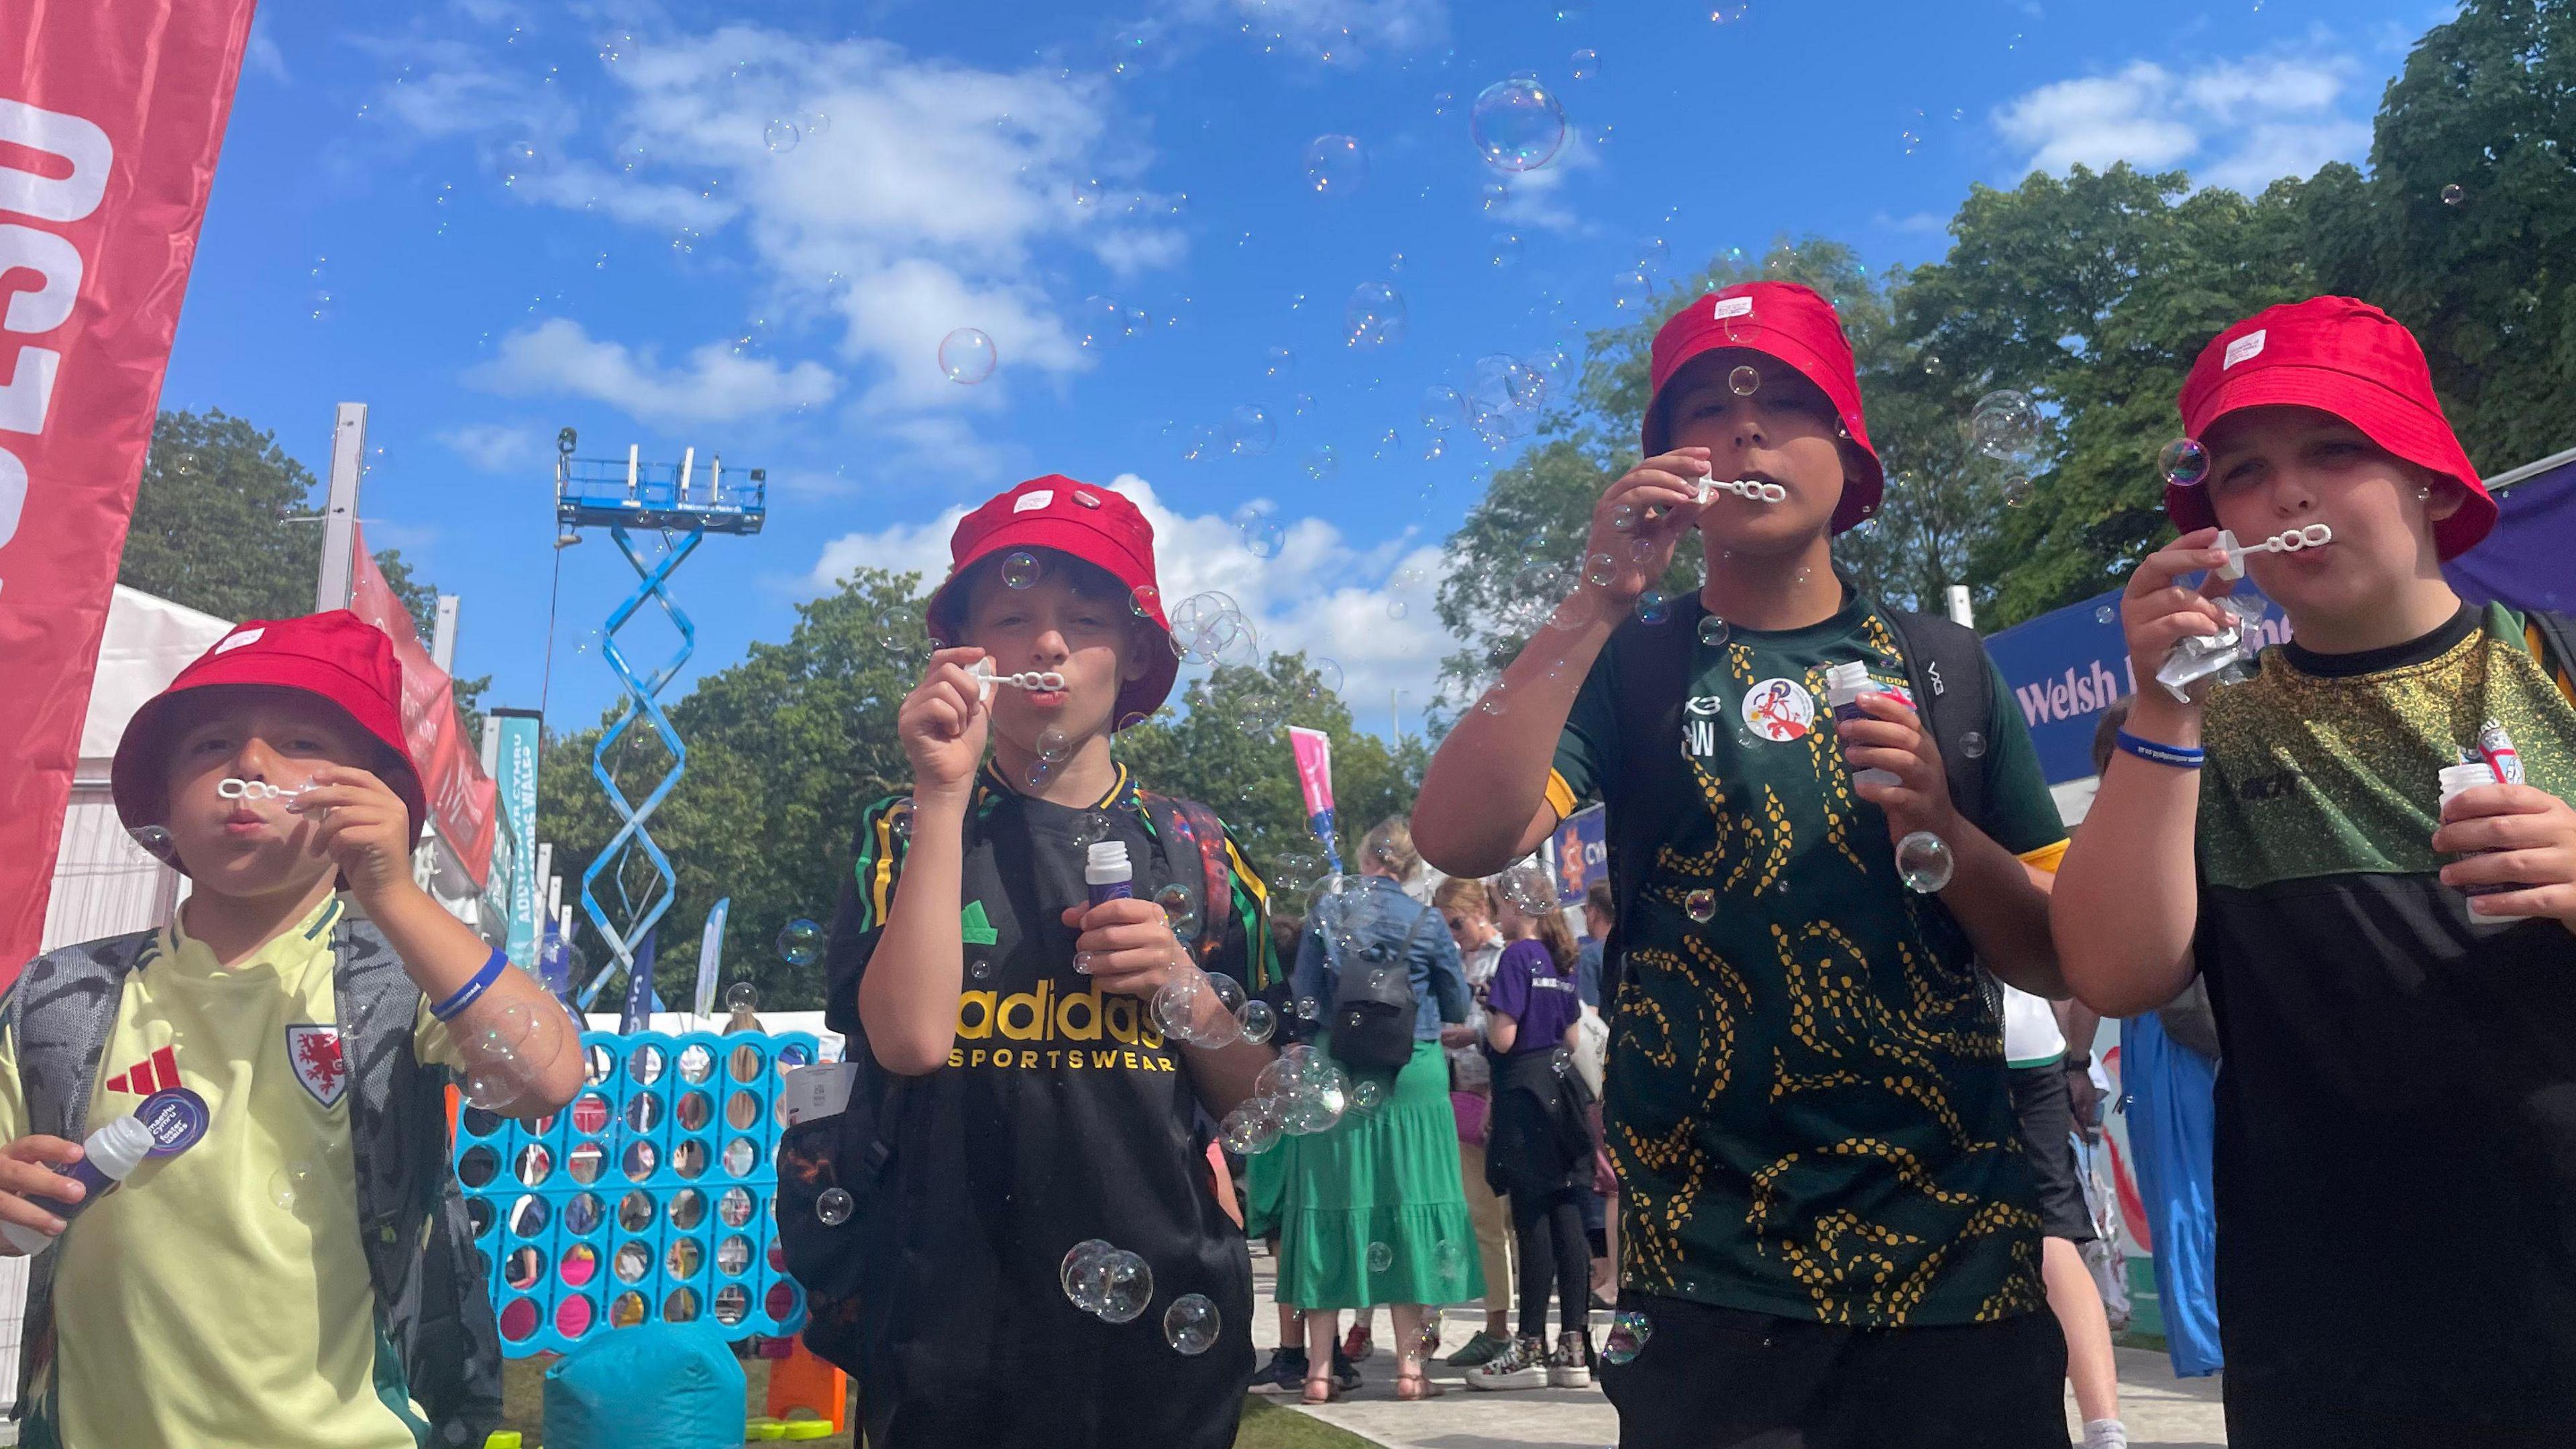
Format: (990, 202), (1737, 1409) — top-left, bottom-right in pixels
(1270, 820), (1483, 1402)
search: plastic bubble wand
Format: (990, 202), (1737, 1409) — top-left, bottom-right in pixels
(217, 777), (314, 808)
(1696, 478), (1788, 506)
(969, 659), (1067, 702)
(2213, 523), (2332, 581)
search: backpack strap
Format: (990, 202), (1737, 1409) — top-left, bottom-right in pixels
(2524, 610), (2576, 708)
(9, 930), (158, 1422)
(1599, 599), (1701, 1008)
(1137, 792), (1232, 966)
(1880, 608), (1996, 836)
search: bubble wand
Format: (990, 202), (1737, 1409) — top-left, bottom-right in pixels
(2212, 523), (2332, 581)
(968, 660), (1067, 702)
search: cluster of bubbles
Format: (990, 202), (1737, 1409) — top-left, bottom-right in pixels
(1603, 1309), (1654, 1365)
(1059, 1240), (1222, 1354)
(1150, 967), (1249, 1048)
(1970, 390), (2045, 506)
(1078, 295), (1156, 349)
(455, 996), (583, 1114)
(1219, 1044), (1354, 1156)
(938, 327), (997, 385)
(1165, 591), (1260, 668)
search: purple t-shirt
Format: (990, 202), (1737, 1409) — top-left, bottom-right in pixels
(1487, 938), (1582, 1056)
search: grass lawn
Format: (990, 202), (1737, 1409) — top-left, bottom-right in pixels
(499, 1358), (1371, 1448)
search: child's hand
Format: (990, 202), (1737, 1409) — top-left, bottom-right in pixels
(1059, 898), (1191, 1000)
(1835, 690), (1964, 847)
(0, 1134), (87, 1241)
(2118, 528), (2240, 714)
(294, 765), (419, 905)
(899, 647), (991, 800)
(2434, 784), (2576, 932)
(1581, 448), (1713, 606)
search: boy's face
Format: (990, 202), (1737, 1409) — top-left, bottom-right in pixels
(160, 686), (374, 901)
(1662, 350), (1851, 556)
(2202, 405), (2462, 623)
(959, 561), (1150, 757)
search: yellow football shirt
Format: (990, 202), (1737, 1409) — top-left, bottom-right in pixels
(0, 895), (466, 1449)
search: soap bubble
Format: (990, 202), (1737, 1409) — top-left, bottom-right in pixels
(2002, 474), (2032, 507)
(1038, 727), (1073, 763)
(757, 922), (823, 992)
(1970, 389), (2043, 461)
(1435, 1238), (1466, 1283)
(1603, 1309), (1653, 1364)
(763, 118), (801, 152)
(1296, 996), (1322, 1021)
(1413, 1319), (1442, 1358)
(1303, 443), (1340, 481)
(1239, 1000), (1278, 1044)
(1960, 731), (1987, 759)
(1421, 384), (1465, 432)
(2441, 182), (2465, 206)
(1264, 345), (1296, 380)
(1165, 1293), (1221, 1354)
(1157, 883), (1201, 939)
(1094, 1250), (1154, 1323)
(1351, 1078), (1385, 1113)
(1222, 1103), (1283, 1155)
(1130, 585), (1162, 619)
(1638, 590), (1672, 626)
(1233, 504), (1285, 557)
(270, 1159), (317, 1212)
(1002, 550), (1043, 589)
(2096, 604), (2116, 625)
(1499, 860), (1558, 915)
(1489, 232), (1523, 268)
(1698, 615), (1731, 648)
(1303, 134), (1367, 195)
(2158, 437), (2210, 488)
(814, 1187), (853, 1226)
(1078, 294), (1127, 349)
(1571, 48), (1600, 78)
(724, 981), (759, 1013)
(1226, 404), (1278, 458)
(1550, 1046), (1574, 1077)
(1895, 830), (1955, 894)
(1346, 282), (1407, 347)
(1728, 365), (1761, 396)
(1612, 269), (1653, 311)
(1470, 76), (1568, 172)
(1367, 1240), (1394, 1272)
(938, 327), (996, 384)
(1684, 889), (1715, 923)
(1062, 1238), (1115, 1311)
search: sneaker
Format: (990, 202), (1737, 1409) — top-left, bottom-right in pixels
(1548, 1331), (1592, 1388)
(1342, 1322), (1374, 1362)
(1465, 1336), (1548, 1391)
(1254, 1346), (1307, 1391)
(1444, 1330), (1509, 1368)
(1330, 1350), (1362, 1393)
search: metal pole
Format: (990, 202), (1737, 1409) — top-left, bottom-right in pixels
(1944, 584), (1974, 629)
(315, 402), (368, 611)
(479, 710), (502, 775)
(431, 594), (461, 671)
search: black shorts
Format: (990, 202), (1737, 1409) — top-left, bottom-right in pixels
(1599, 1295), (2069, 1449)
(2006, 1061), (2095, 1244)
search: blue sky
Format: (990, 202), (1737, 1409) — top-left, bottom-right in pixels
(161, 0), (2450, 741)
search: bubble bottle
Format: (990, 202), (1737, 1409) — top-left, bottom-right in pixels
(2, 1087), (208, 1256)
(1822, 662), (1900, 790)
(1086, 840), (1134, 908)
(2438, 761), (2522, 897)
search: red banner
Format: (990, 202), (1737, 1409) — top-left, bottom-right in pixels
(0, 0), (261, 971)
(347, 527), (497, 885)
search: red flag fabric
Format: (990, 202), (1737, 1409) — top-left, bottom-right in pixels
(347, 527), (497, 885)
(0, 0), (261, 972)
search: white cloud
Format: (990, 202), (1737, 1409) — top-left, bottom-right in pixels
(465, 318), (838, 423)
(245, 15), (288, 83)
(1993, 52), (2370, 193)
(1163, 0), (1449, 56)
(439, 423), (544, 473)
(802, 474), (1460, 737)
(1489, 125), (1605, 235)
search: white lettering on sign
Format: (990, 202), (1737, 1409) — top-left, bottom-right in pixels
(0, 97), (115, 561)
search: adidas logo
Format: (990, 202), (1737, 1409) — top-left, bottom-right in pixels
(106, 1045), (179, 1095)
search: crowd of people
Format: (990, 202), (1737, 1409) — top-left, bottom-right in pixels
(5, 284), (2571, 1449)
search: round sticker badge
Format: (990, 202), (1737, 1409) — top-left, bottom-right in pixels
(1742, 678), (1816, 743)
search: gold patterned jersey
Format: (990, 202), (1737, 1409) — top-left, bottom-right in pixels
(1549, 589), (2068, 1326)
(2190, 603), (2576, 1420)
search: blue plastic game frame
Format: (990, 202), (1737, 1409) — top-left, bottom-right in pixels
(454, 1029), (820, 1357)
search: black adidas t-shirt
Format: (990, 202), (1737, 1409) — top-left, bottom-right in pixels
(822, 761), (1274, 1449)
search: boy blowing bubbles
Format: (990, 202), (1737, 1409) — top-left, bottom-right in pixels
(822, 478), (1277, 1449)
(1, 614), (579, 1449)
(2057, 297), (2576, 1445)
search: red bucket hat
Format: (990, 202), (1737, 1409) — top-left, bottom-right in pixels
(2171, 296), (2493, 559)
(1643, 281), (1885, 535)
(111, 610), (429, 872)
(922, 476), (1178, 727)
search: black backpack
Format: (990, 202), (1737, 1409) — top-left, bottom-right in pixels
(1597, 577), (2004, 1007)
(1325, 931), (1419, 1073)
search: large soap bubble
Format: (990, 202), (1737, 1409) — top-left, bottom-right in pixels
(1470, 76), (1568, 172)
(1303, 134), (1367, 195)
(1346, 282), (1407, 348)
(938, 328), (996, 384)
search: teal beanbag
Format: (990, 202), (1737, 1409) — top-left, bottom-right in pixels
(542, 1322), (747, 1449)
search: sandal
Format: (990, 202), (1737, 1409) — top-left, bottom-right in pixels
(1395, 1370), (1446, 1401)
(1301, 1375), (1340, 1405)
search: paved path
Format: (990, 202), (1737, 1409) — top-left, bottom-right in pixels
(1248, 1254), (2227, 1447)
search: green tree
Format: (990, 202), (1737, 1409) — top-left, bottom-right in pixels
(1896, 165), (2318, 625)
(2301, 0), (2576, 472)
(538, 570), (1426, 1010)
(119, 409), (488, 718)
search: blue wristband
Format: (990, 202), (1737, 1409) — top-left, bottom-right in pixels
(2116, 729), (2206, 770)
(431, 949), (509, 1022)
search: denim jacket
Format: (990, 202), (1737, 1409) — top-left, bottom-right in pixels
(1291, 875), (1470, 1042)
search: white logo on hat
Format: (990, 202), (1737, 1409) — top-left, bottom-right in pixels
(1014, 490), (1055, 513)
(2224, 330), (2267, 370)
(1713, 296), (1754, 321)
(213, 627), (266, 655)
